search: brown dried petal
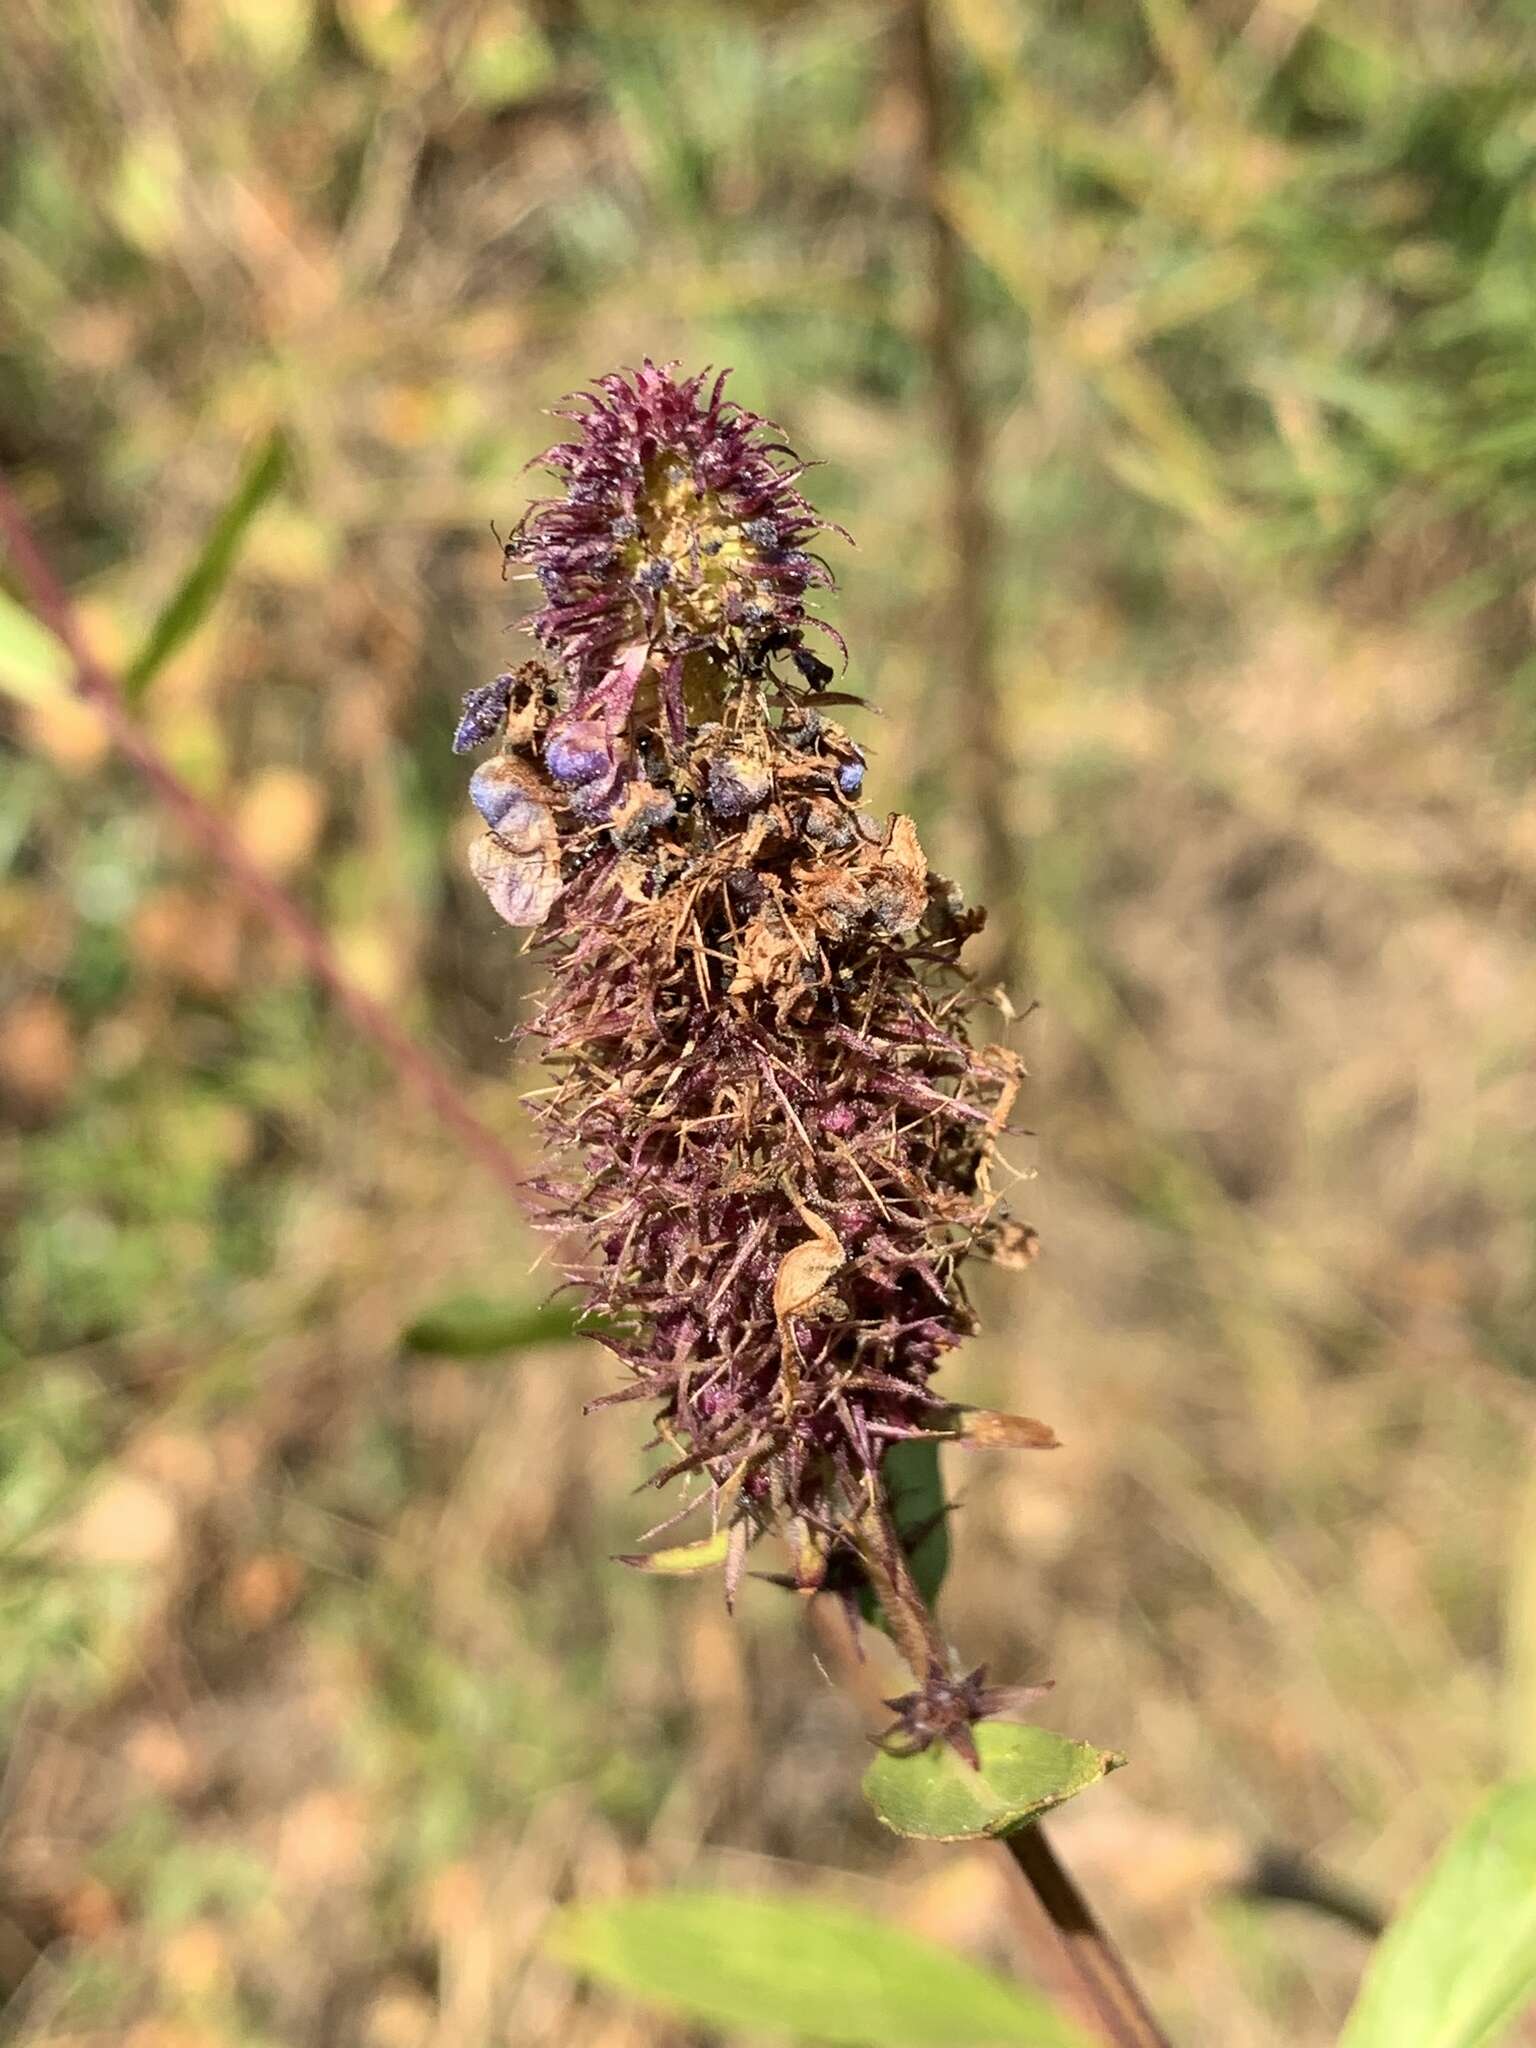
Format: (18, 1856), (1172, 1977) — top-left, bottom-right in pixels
(951, 1409), (1059, 1450)
(773, 1225), (845, 1323)
(504, 664), (552, 750)
(467, 776), (560, 929)
(866, 814), (929, 935)
(884, 814), (927, 880)
(612, 855), (654, 906)
(796, 861), (869, 936)
(611, 778), (677, 848)
(729, 914), (803, 996)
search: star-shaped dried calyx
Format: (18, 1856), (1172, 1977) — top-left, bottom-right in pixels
(878, 1665), (1055, 1770)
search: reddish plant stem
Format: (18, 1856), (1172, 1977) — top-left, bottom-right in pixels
(854, 1498), (951, 1679)
(1005, 1824), (1175, 2048)
(806, 1594), (1101, 2038)
(0, 473), (529, 1208)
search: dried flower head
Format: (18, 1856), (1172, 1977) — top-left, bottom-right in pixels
(460, 363), (1047, 1754)
(509, 360), (846, 753)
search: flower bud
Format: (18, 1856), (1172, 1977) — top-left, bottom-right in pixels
(452, 672), (515, 755)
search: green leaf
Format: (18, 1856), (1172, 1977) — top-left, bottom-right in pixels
(122, 428), (286, 703)
(616, 1527), (732, 1575)
(1339, 1780), (1536, 2048)
(400, 1294), (589, 1359)
(864, 1723), (1123, 1843)
(547, 1889), (1091, 2047)
(0, 588), (69, 707)
(860, 1439), (951, 1633)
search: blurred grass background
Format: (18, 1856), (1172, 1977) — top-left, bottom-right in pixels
(3, 1), (1536, 2043)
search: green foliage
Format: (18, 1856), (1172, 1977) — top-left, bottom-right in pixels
(8, 1076), (272, 1353)
(1340, 1781), (1536, 2048)
(616, 1525), (733, 1575)
(547, 1888), (1090, 2047)
(863, 1724), (1123, 1844)
(0, 1367), (122, 1716)
(97, 1798), (272, 1928)
(0, 587), (69, 707)
(399, 1293), (588, 1358)
(122, 428), (287, 703)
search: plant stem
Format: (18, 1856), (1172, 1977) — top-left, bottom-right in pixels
(853, 1498), (950, 1679)
(0, 473), (529, 1207)
(849, 1513), (1174, 2048)
(1237, 1844), (1384, 1939)
(905, 0), (1019, 988)
(1006, 1823), (1176, 2048)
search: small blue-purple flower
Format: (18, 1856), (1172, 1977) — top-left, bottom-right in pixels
(544, 718), (614, 789)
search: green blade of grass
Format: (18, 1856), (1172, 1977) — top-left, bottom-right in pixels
(122, 427), (287, 703)
(400, 1294), (591, 1358)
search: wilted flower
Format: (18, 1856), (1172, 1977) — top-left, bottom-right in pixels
(510, 359), (847, 748)
(458, 362), (1048, 1753)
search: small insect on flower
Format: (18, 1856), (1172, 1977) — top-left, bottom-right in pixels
(465, 758), (560, 927)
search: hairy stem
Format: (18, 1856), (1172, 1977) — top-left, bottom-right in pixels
(853, 1498), (951, 1679)
(0, 475), (528, 1206)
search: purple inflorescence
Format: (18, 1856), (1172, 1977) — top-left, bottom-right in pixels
(457, 363), (1046, 1753)
(509, 360), (848, 698)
